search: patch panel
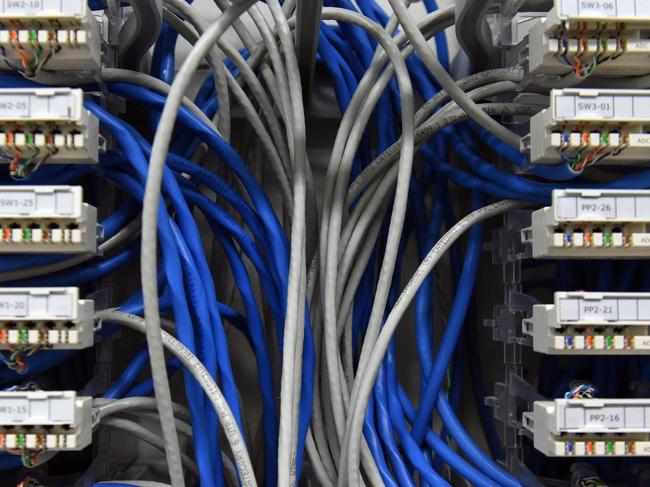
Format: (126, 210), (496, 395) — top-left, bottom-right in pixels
(0, 287), (93, 351)
(523, 291), (650, 354)
(528, 0), (650, 77)
(0, 88), (99, 177)
(522, 189), (650, 258)
(527, 89), (650, 167)
(0, 185), (97, 253)
(0, 391), (91, 452)
(0, 0), (101, 74)
(524, 398), (650, 457)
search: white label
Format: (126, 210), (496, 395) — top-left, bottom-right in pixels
(3, 0), (45, 13)
(1, 0), (85, 15)
(0, 400), (28, 422)
(578, 0), (617, 16)
(561, 0), (650, 17)
(581, 300), (618, 320)
(0, 191), (35, 214)
(626, 39), (650, 51)
(575, 96), (615, 118)
(0, 294), (27, 317)
(577, 197), (616, 218)
(585, 407), (625, 428)
(0, 95), (28, 118)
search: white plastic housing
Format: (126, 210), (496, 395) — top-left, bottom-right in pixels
(525, 398), (650, 457)
(529, 89), (650, 164)
(546, 0), (650, 28)
(0, 1), (100, 72)
(524, 292), (650, 354)
(0, 88), (98, 164)
(523, 189), (650, 258)
(0, 391), (91, 452)
(528, 0), (650, 77)
(0, 287), (93, 350)
(0, 186), (97, 253)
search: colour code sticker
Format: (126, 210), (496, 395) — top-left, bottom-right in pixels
(0, 294), (27, 317)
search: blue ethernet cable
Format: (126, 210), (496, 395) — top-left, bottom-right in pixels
(107, 300), (250, 401)
(372, 214), (419, 487)
(212, 229), (279, 487)
(93, 83), (291, 285)
(181, 188), (283, 341)
(104, 347), (149, 399)
(125, 357), (182, 398)
(398, 192), (520, 486)
(128, 130), (284, 304)
(373, 202), (506, 483)
(90, 94), (313, 483)
(10, 242), (138, 287)
(410, 194), (485, 444)
(0, 454), (22, 471)
(110, 165), (230, 482)
(99, 144), (223, 486)
(382, 355), (450, 486)
(364, 392), (400, 487)
(436, 393), (521, 487)
(411, 176), (445, 389)
(87, 105), (242, 443)
(86, 98), (306, 484)
(422, 0), (450, 71)
(394, 385), (502, 487)
(374, 363), (415, 487)
(101, 170), (219, 487)
(95, 86), (319, 479)
(387, 351), (499, 487)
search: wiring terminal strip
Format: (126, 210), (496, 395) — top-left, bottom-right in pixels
(0, 288), (93, 351)
(524, 398), (650, 457)
(0, 88), (99, 177)
(522, 189), (650, 258)
(0, 185), (97, 253)
(524, 291), (650, 354)
(528, 0), (650, 77)
(0, 391), (91, 453)
(527, 89), (650, 168)
(0, 0), (100, 75)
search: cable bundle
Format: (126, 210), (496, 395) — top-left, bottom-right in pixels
(0, 0), (647, 486)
